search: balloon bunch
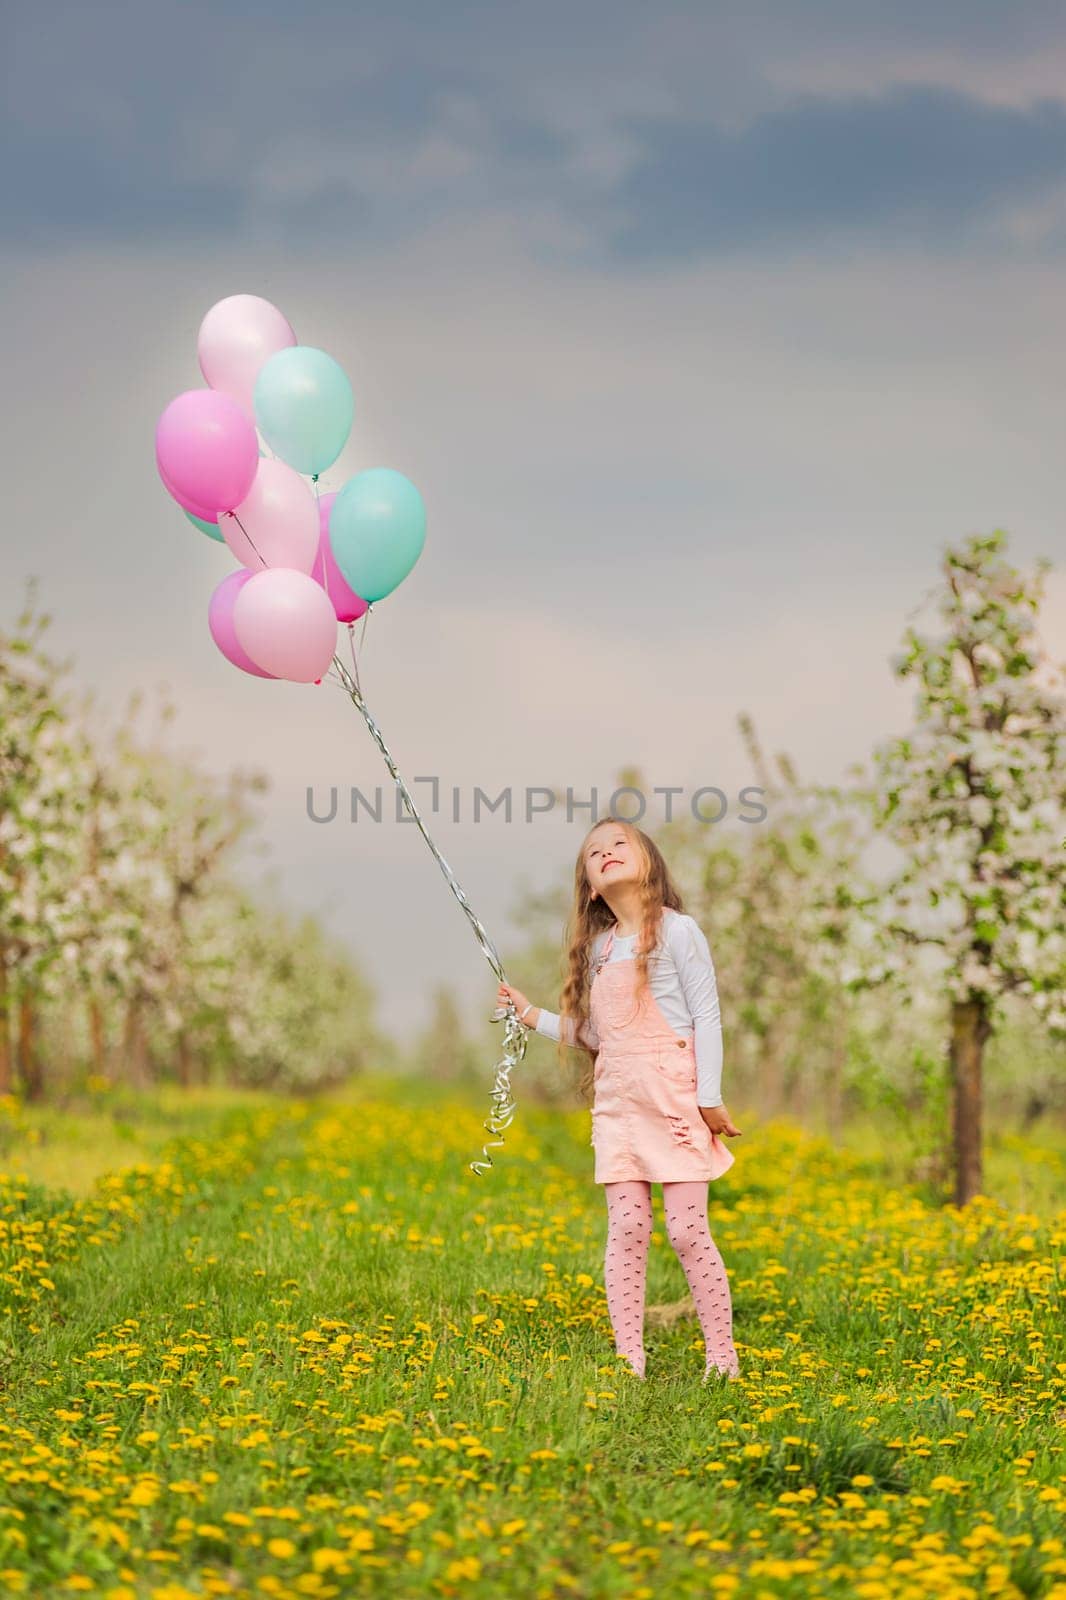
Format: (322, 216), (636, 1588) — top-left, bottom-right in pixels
(155, 293), (426, 681)
(155, 294), (527, 1176)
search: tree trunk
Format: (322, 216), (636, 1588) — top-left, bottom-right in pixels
(753, 1021), (785, 1115)
(950, 997), (989, 1205)
(18, 992), (44, 1103)
(176, 1030), (193, 1089)
(123, 995), (150, 1088)
(825, 999), (847, 1140)
(0, 946), (11, 1096)
(88, 997), (107, 1077)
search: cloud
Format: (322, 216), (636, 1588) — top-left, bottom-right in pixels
(607, 86), (1066, 260)
(9, 3), (1066, 262)
(0, 3), (569, 245)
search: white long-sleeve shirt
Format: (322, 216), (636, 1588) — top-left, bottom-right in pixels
(533, 906), (725, 1108)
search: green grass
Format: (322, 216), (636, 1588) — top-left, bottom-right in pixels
(0, 1083), (1062, 1598)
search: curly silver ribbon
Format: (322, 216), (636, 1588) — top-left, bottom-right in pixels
(329, 635), (528, 1176)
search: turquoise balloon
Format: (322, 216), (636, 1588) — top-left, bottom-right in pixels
(253, 346), (353, 476)
(185, 509), (225, 544)
(330, 469), (426, 602)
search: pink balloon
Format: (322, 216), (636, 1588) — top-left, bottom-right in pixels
(311, 491), (370, 623)
(222, 457), (319, 573)
(159, 460), (218, 523)
(198, 294), (297, 417)
(208, 570), (277, 679)
(232, 568), (338, 683)
(155, 389), (259, 515)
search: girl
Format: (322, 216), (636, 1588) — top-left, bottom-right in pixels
(496, 815), (743, 1385)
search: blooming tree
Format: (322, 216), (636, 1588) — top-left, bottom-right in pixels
(850, 531), (1066, 1204)
(99, 714), (266, 1086)
(216, 893), (384, 1090)
(659, 729), (931, 1135)
(0, 590), (91, 1098)
(1, 587), (384, 1096)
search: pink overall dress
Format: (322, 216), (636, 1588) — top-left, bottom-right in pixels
(588, 923), (735, 1185)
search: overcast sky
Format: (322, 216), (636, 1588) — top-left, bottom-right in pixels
(3, 1), (1066, 1045)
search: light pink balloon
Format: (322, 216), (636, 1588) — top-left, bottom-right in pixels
(311, 491), (370, 623)
(155, 389), (259, 515)
(232, 568), (338, 683)
(198, 294), (297, 417)
(208, 570), (277, 679)
(221, 457), (319, 573)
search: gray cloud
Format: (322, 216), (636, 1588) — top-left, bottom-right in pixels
(8, 2), (1066, 259)
(608, 87), (1066, 260)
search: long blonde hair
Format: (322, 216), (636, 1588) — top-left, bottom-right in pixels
(554, 815), (686, 1104)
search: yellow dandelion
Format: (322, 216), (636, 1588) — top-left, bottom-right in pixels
(311, 1548), (346, 1572)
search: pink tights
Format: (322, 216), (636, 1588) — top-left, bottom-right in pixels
(603, 1180), (740, 1380)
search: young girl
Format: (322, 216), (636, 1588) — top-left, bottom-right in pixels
(496, 815), (743, 1385)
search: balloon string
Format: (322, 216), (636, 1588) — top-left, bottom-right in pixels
(228, 511), (267, 568)
(331, 649), (526, 1176)
(346, 604), (373, 698)
(312, 474), (333, 611)
(346, 622), (361, 697)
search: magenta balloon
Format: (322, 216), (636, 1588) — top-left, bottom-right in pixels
(221, 456), (319, 573)
(155, 389), (259, 515)
(311, 491), (370, 623)
(208, 570), (277, 679)
(232, 568), (338, 683)
(198, 294), (297, 417)
(158, 460), (218, 523)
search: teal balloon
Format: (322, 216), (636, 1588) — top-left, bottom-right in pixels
(253, 345), (353, 476)
(330, 469), (426, 602)
(185, 509), (225, 544)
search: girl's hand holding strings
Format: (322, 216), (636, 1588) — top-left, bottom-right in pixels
(493, 981), (537, 1027)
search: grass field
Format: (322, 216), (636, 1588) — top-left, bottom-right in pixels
(0, 1080), (1063, 1599)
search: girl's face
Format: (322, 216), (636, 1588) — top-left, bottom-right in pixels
(584, 825), (641, 897)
